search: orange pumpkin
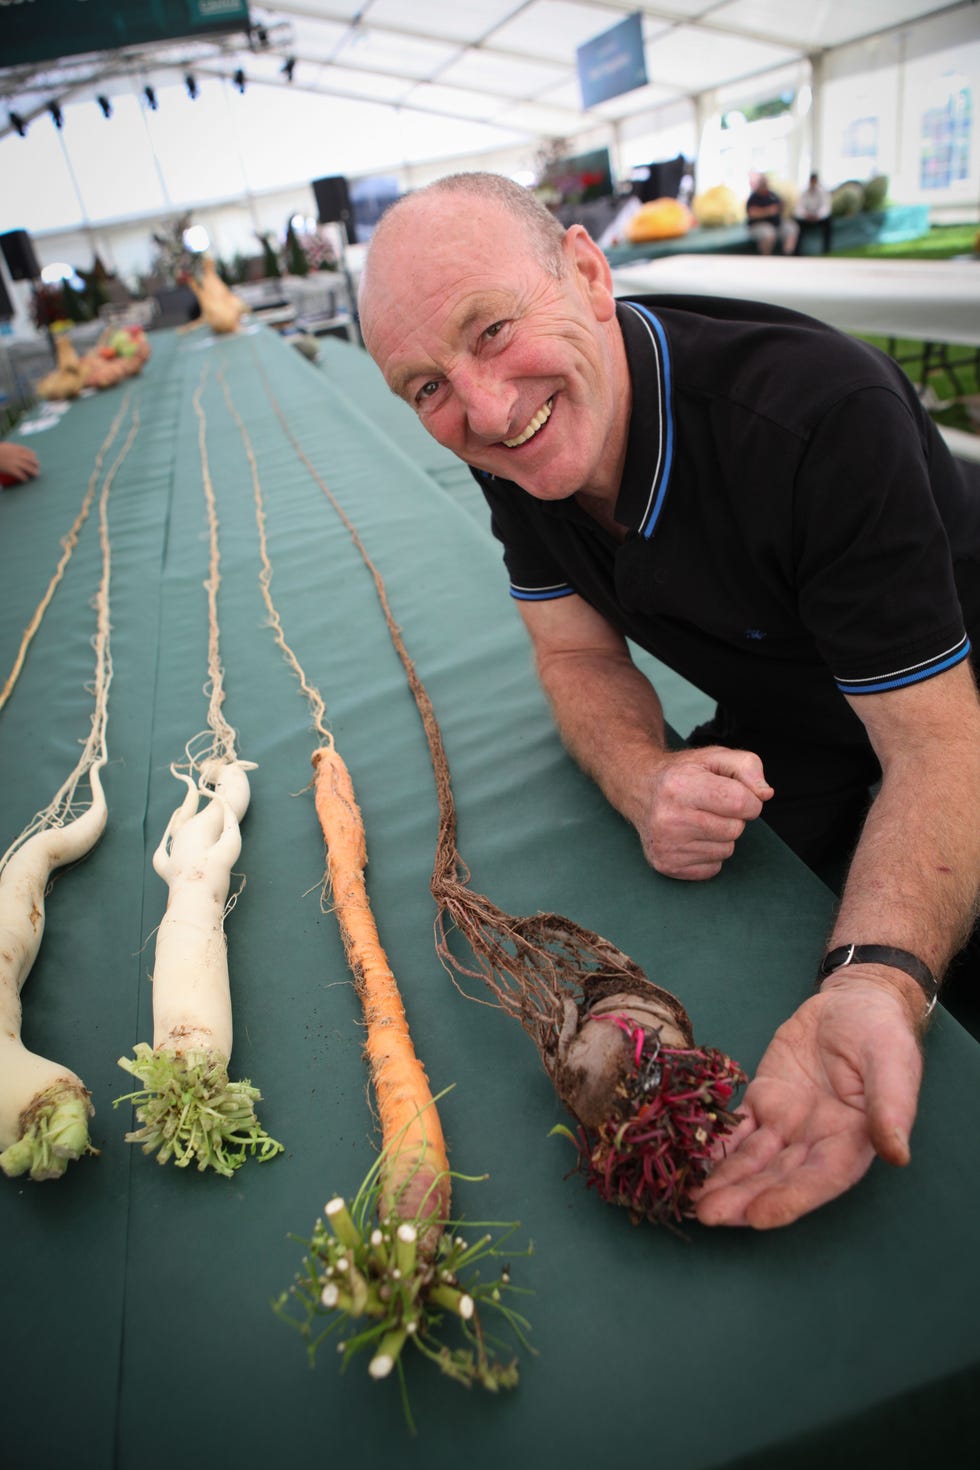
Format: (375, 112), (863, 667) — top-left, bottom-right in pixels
(626, 197), (694, 243)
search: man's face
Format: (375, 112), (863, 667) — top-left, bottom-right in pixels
(361, 195), (629, 503)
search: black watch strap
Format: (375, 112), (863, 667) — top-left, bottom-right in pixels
(817, 943), (938, 1016)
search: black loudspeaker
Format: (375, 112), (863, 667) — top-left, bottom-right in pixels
(312, 175), (356, 242)
(0, 228), (40, 281)
(0, 270), (12, 320)
(634, 157), (687, 204)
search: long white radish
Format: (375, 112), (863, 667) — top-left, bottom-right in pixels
(0, 767), (107, 1179)
(116, 756), (282, 1176)
(116, 370), (280, 1176)
(149, 758), (249, 1059)
(0, 400), (139, 1181)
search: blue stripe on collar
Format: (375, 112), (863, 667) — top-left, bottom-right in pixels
(622, 301), (675, 540)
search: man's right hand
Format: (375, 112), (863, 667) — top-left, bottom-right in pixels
(640, 745), (773, 879)
(518, 592), (772, 880)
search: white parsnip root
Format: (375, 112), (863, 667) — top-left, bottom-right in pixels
(0, 399), (138, 1182)
(149, 757), (249, 1060)
(116, 756), (282, 1176)
(115, 362), (280, 1175)
(0, 768), (107, 1179)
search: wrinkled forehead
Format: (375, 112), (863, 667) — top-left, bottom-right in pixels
(360, 194), (543, 363)
(365, 194), (520, 299)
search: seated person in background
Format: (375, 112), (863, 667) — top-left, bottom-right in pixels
(0, 441), (40, 486)
(746, 173), (800, 256)
(358, 171), (980, 1232)
(794, 172), (834, 254)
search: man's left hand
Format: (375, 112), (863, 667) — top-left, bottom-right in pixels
(692, 976), (924, 1228)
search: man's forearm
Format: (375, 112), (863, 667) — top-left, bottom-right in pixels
(828, 740), (980, 1005)
(535, 645), (670, 831)
(529, 615), (772, 881)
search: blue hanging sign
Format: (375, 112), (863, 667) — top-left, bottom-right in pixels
(576, 12), (648, 109)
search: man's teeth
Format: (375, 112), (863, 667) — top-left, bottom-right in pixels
(503, 398), (553, 448)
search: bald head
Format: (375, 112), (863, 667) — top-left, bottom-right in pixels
(355, 168), (629, 505)
(360, 172), (567, 323)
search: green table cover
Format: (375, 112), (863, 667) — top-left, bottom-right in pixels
(1, 325), (978, 1470)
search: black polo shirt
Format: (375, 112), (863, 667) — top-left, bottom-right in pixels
(476, 295), (978, 781)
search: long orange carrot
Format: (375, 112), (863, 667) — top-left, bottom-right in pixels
(205, 372), (526, 1400)
(278, 739), (526, 1396)
(312, 742), (450, 1238)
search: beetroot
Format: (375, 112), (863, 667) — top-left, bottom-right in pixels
(554, 981), (745, 1227)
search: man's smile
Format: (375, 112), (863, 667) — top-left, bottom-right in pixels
(502, 397), (554, 448)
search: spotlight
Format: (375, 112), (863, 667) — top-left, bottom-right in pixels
(185, 73), (198, 100)
(281, 57), (295, 83)
(144, 85), (157, 110)
(9, 111), (26, 137)
(97, 94), (112, 118)
(234, 68), (246, 93)
(49, 101), (63, 129)
(183, 225), (210, 254)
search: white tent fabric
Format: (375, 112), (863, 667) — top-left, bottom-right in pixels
(0, 2), (965, 188)
(0, 1), (974, 287)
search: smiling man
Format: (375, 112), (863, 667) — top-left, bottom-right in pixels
(364, 178), (630, 509)
(359, 171), (980, 1230)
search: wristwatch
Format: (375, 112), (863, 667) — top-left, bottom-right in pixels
(817, 943), (938, 1017)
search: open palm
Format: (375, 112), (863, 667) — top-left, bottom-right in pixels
(694, 979), (924, 1228)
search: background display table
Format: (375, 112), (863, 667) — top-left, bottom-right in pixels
(1, 326), (978, 1469)
(610, 252), (980, 347)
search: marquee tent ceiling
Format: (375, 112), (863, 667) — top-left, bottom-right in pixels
(1, 1), (963, 157)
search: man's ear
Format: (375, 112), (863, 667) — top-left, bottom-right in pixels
(563, 224), (617, 322)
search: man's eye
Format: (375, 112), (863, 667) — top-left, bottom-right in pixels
(416, 380), (440, 402)
(484, 321), (505, 339)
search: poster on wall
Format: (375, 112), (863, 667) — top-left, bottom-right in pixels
(919, 80), (971, 190)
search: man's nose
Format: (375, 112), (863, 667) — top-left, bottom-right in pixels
(454, 366), (516, 441)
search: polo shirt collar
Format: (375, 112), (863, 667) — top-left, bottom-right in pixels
(614, 299), (676, 540)
(479, 299), (675, 541)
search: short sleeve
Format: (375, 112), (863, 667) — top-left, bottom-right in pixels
(475, 471), (576, 603)
(793, 386), (969, 693)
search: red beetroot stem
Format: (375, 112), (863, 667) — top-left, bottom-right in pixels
(575, 1021), (746, 1228)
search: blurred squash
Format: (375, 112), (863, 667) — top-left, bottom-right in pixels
(626, 197), (694, 243)
(832, 181), (866, 217)
(766, 176), (798, 217)
(80, 352), (124, 390)
(863, 174), (889, 211)
(35, 333), (84, 400)
(692, 184), (743, 227)
(182, 256), (245, 334)
(78, 324), (152, 391)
